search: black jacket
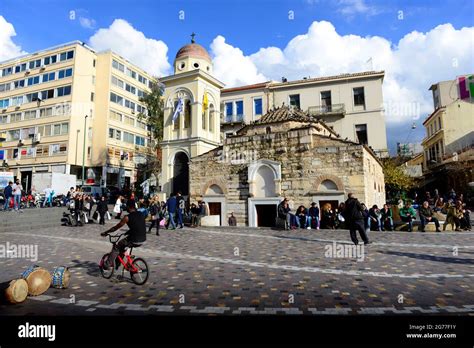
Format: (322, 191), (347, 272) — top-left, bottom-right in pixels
(278, 201), (290, 219)
(97, 201), (108, 214)
(344, 197), (364, 222)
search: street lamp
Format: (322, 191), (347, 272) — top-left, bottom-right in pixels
(82, 115), (88, 186)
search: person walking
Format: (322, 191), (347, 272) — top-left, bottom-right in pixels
(176, 191), (185, 229)
(419, 201), (441, 232)
(12, 179), (23, 211)
(343, 193), (370, 245)
(166, 193), (177, 230)
(3, 181), (13, 211)
(114, 195), (123, 219)
(148, 198), (161, 235)
(97, 195), (108, 225)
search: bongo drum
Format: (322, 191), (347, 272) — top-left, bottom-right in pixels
(4, 279), (28, 304)
(51, 266), (71, 289)
(21, 265), (52, 296)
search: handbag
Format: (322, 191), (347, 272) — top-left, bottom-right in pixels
(106, 211), (111, 220)
(113, 204), (121, 214)
(83, 212), (89, 224)
(92, 211), (99, 220)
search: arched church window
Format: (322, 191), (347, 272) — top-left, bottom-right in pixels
(319, 179), (338, 191)
(209, 104), (214, 132)
(193, 62), (199, 69)
(173, 100), (180, 130)
(202, 108), (207, 130)
(184, 100), (191, 129)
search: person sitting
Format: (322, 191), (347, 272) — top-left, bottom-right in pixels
(380, 204), (393, 231)
(399, 201), (416, 232)
(433, 197), (445, 212)
(419, 201), (441, 232)
(101, 199), (146, 269)
(308, 202), (320, 229)
(295, 205), (310, 229)
(368, 205), (382, 231)
(456, 201), (471, 231)
(320, 203), (335, 229)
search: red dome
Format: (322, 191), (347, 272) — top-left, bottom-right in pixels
(175, 43), (211, 63)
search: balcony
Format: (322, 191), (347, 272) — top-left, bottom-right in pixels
(221, 114), (245, 124)
(307, 103), (345, 117)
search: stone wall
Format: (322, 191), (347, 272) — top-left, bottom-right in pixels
(189, 124), (385, 226)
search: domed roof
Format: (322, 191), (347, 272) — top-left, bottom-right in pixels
(175, 43), (212, 63)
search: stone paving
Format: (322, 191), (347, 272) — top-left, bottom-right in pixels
(0, 219), (473, 315)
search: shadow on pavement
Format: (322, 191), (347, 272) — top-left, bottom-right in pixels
(379, 250), (474, 265)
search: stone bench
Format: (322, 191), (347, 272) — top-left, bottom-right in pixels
(200, 215), (220, 227)
(394, 221), (455, 232)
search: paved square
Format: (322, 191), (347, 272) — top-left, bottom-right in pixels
(1, 220), (473, 315)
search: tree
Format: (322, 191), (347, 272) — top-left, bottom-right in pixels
(137, 79), (165, 185)
(383, 158), (416, 202)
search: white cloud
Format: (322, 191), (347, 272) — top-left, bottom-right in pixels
(89, 19), (171, 77)
(211, 21), (473, 127)
(79, 17), (96, 29)
(210, 36), (267, 87)
(0, 16), (27, 62)
(337, 0), (381, 17)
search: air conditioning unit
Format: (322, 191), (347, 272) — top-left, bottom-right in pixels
(15, 106), (20, 110)
(33, 133), (41, 143)
(25, 69), (31, 75)
(40, 65), (46, 70)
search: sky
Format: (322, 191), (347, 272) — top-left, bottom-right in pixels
(0, 0), (473, 154)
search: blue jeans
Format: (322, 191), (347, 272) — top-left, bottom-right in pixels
(3, 196), (11, 210)
(368, 217), (381, 231)
(168, 212), (177, 229)
(381, 217), (394, 231)
(178, 209), (184, 226)
(296, 215), (311, 228)
(14, 195), (21, 210)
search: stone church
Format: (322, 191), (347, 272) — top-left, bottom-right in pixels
(159, 38), (385, 227)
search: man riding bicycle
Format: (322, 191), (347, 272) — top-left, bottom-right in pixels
(101, 199), (146, 269)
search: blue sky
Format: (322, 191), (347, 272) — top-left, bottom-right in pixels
(0, 0), (473, 154)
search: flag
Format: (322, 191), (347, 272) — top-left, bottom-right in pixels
(0, 150), (4, 160)
(172, 98), (184, 123)
(202, 92), (208, 115)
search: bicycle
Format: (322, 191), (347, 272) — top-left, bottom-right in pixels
(98, 233), (149, 285)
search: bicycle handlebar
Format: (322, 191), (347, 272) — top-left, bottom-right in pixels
(108, 232), (126, 244)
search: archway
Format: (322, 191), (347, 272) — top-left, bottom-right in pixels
(173, 152), (189, 195)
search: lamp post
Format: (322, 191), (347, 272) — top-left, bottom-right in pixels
(82, 115), (88, 186)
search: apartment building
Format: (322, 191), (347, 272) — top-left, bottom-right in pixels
(220, 71), (388, 157)
(421, 75), (474, 192)
(0, 41), (154, 191)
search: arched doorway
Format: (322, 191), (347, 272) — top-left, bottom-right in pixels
(204, 184), (226, 226)
(173, 152), (189, 195)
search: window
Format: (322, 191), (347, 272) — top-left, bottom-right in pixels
(253, 98), (263, 117)
(93, 59), (96, 67)
(90, 92), (94, 102)
(123, 131), (134, 144)
(136, 105), (146, 114)
(135, 136), (145, 146)
(111, 76), (124, 88)
(137, 120), (147, 130)
(0, 115), (7, 124)
(14, 63), (26, 73)
(353, 87), (365, 107)
(29, 59), (41, 69)
(225, 102), (233, 121)
(10, 113), (21, 122)
(0, 82), (11, 92)
(321, 91), (332, 108)
(2, 67), (13, 77)
(108, 128), (115, 139)
(115, 129), (121, 140)
(124, 115), (134, 126)
(110, 92), (123, 105)
(42, 72), (55, 82)
(53, 124), (61, 136)
(124, 99), (135, 111)
(126, 68), (136, 79)
(44, 125), (51, 137)
(438, 118), (442, 130)
(14, 80), (25, 89)
(355, 124), (368, 145)
(8, 129), (20, 141)
(209, 107), (214, 132)
(289, 94), (300, 109)
(58, 68), (73, 79)
(54, 103), (70, 116)
(11, 96), (24, 106)
(44, 55), (57, 65)
(41, 89), (54, 100)
(110, 110), (122, 122)
(28, 76), (40, 86)
(235, 100), (243, 116)
(61, 123), (69, 134)
(59, 50), (74, 62)
(0, 99), (9, 108)
(24, 110), (37, 120)
(125, 83), (136, 95)
(112, 60), (125, 72)
(57, 85), (71, 97)
(67, 51), (74, 60)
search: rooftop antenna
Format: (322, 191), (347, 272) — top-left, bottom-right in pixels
(191, 32), (196, 43)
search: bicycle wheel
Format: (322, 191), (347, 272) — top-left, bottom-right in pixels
(130, 258), (149, 285)
(99, 253), (114, 279)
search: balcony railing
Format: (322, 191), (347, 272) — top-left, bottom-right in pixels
(222, 114), (244, 124)
(307, 103), (345, 116)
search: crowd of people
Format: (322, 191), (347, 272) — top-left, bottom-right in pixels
(1, 180), (62, 211)
(277, 188), (472, 233)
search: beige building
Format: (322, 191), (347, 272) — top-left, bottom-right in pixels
(221, 71), (388, 158)
(421, 76), (474, 192)
(0, 41), (155, 191)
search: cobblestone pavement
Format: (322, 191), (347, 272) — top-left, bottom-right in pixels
(0, 220), (473, 315)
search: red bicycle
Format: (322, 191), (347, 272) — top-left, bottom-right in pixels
(99, 233), (149, 285)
